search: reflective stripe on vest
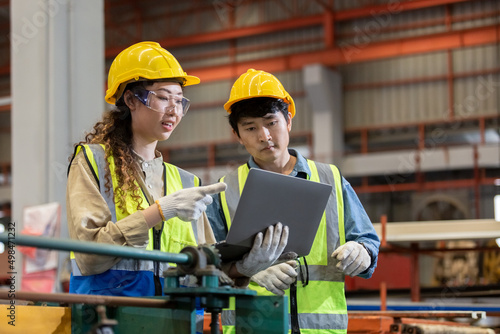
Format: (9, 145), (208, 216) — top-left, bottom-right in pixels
(71, 144), (200, 277)
(219, 161), (347, 333)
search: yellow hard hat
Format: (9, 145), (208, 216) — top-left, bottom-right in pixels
(224, 69), (295, 118)
(105, 41), (200, 104)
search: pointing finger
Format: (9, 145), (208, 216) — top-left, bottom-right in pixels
(198, 182), (227, 195)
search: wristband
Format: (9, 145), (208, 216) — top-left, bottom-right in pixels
(155, 200), (166, 221)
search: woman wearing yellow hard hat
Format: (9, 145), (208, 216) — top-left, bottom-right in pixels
(66, 41), (227, 299)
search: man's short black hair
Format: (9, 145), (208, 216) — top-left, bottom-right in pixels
(228, 97), (289, 137)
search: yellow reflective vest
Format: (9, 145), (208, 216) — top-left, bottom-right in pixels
(220, 161), (348, 334)
(69, 144), (200, 296)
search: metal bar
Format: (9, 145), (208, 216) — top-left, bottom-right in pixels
(380, 245), (500, 254)
(361, 128), (368, 154)
(404, 323), (494, 334)
(400, 317), (472, 327)
(410, 242), (420, 302)
(380, 214), (387, 248)
(324, 10), (335, 48)
(345, 113), (500, 132)
(418, 123), (425, 151)
(0, 290), (175, 309)
(479, 117), (485, 145)
(0, 234), (191, 264)
(354, 177), (499, 194)
(447, 49), (455, 120)
(344, 67), (500, 91)
(473, 145), (481, 219)
(345, 74), (449, 91)
(334, 0), (470, 21)
(373, 218), (500, 244)
(380, 281), (387, 311)
(348, 311), (486, 319)
(445, 4), (452, 31)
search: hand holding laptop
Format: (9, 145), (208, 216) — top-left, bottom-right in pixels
(251, 260), (298, 295)
(235, 222), (289, 277)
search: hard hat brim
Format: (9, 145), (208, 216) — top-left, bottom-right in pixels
(224, 94), (296, 118)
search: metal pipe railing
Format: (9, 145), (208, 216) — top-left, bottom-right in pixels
(0, 233), (192, 264)
(0, 290), (176, 308)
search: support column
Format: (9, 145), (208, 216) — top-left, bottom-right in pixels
(302, 64), (343, 165)
(11, 0), (104, 289)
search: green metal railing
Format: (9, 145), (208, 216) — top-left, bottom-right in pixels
(0, 233), (191, 264)
(0, 232), (289, 334)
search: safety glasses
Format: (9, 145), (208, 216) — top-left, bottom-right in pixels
(134, 89), (190, 116)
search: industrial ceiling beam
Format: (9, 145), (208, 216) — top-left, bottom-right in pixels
(334, 0), (470, 21)
(289, 25), (499, 66)
(188, 24), (500, 83)
(0, 0), (486, 79)
(105, 14), (324, 57)
(104, 0), (473, 58)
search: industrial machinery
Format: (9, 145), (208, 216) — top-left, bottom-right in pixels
(0, 234), (288, 334)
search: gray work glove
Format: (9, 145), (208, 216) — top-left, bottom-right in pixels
(331, 241), (371, 277)
(251, 260), (298, 295)
(235, 223), (289, 277)
(156, 183), (227, 222)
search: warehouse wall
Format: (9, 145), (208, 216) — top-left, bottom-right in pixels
(339, 45), (499, 129)
(9, 0), (104, 288)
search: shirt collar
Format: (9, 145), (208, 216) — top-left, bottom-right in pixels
(132, 149), (164, 170)
(247, 148), (311, 179)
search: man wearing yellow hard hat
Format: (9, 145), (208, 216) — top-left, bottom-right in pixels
(207, 69), (380, 334)
(66, 44), (288, 301)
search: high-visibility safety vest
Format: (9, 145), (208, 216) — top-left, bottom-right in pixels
(219, 161), (347, 334)
(69, 144), (200, 297)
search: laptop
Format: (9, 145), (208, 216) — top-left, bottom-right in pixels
(215, 168), (333, 262)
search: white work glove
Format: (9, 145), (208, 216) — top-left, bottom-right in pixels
(251, 260), (298, 295)
(156, 183), (227, 222)
(331, 241), (371, 277)
(235, 223), (289, 277)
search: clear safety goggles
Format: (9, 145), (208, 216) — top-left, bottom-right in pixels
(134, 89), (190, 116)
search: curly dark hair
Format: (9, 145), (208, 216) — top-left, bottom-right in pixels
(72, 80), (168, 213)
(228, 97), (289, 137)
